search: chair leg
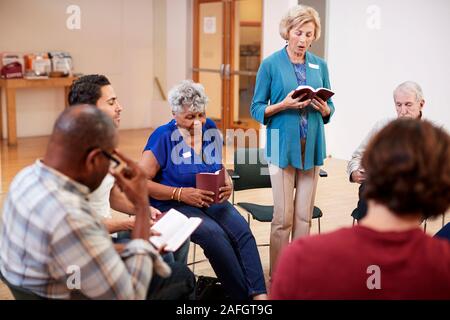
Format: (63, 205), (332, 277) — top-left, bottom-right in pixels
(192, 243), (197, 274)
(352, 218), (355, 226)
(443, 213), (446, 227)
(247, 213), (251, 226)
(318, 217), (321, 234)
(423, 219), (427, 233)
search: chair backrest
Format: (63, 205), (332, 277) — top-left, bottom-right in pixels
(233, 148), (272, 191)
(0, 271), (44, 300)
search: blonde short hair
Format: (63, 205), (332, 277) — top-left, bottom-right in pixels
(279, 5), (321, 41)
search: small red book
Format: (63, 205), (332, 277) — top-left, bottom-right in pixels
(291, 85), (334, 102)
(196, 168), (226, 203)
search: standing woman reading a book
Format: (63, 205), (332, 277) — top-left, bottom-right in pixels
(139, 80), (267, 300)
(250, 5), (335, 273)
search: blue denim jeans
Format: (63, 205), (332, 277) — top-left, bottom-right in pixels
(157, 201), (267, 299)
(435, 222), (450, 241)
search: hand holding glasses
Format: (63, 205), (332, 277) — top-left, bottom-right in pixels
(105, 149), (148, 206)
(106, 149), (153, 241)
(101, 150), (133, 178)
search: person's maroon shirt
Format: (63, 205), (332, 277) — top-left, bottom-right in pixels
(271, 225), (450, 300)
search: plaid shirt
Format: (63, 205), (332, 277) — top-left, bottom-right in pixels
(0, 160), (170, 299)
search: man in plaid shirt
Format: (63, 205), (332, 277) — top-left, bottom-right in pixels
(0, 105), (194, 299)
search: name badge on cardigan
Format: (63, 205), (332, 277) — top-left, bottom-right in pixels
(308, 63), (319, 69)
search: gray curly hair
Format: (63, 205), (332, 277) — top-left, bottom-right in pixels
(168, 80), (208, 114)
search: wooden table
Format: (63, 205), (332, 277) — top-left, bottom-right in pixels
(0, 77), (77, 146)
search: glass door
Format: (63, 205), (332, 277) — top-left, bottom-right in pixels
(229, 0), (262, 132)
(193, 0), (227, 131)
(193, 0), (262, 135)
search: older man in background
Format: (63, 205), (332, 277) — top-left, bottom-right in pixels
(347, 81), (425, 222)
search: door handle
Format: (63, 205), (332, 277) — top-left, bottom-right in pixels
(224, 64), (231, 79)
(219, 64), (225, 79)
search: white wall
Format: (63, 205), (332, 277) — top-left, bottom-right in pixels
(0, 0), (155, 138)
(148, 0), (193, 129)
(259, 0), (298, 146)
(326, 0), (450, 160)
(262, 0), (298, 59)
(166, 0), (190, 93)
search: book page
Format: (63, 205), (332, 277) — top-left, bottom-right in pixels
(149, 209), (187, 249)
(164, 217), (202, 251)
(295, 85), (314, 91)
(197, 169), (221, 175)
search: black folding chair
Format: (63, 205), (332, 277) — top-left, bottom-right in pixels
(229, 148), (325, 242)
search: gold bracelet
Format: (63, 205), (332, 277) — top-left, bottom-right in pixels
(177, 187), (183, 202)
(171, 187), (178, 200)
(175, 187), (180, 201)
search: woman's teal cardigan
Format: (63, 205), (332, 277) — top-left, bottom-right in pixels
(250, 47), (335, 170)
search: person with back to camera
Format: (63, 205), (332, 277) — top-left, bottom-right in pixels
(271, 118), (450, 299)
(0, 105), (195, 299)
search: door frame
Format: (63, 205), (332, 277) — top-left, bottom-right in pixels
(192, 0), (230, 132)
(192, 0), (261, 134)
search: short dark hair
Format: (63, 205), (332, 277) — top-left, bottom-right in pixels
(362, 119), (450, 219)
(68, 74), (111, 106)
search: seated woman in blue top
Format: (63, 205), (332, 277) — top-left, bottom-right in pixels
(139, 80), (267, 300)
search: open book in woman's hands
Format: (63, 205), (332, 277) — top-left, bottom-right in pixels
(149, 209), (202, 252)
(291, 85), (334, 102)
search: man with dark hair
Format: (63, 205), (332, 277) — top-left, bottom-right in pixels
(68, 75), (122, 126)
(272, 119), (450, 299)
(68, 75), (137, 242)
(0, 105), (195, 299)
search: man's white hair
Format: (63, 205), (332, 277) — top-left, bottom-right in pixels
(168, 80), (208, 113)
(394, 81), (424, 102)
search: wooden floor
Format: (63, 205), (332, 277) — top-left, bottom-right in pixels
(0, 128), (447, 300)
